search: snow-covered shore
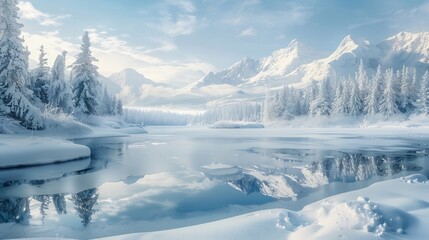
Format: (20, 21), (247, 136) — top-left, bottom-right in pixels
(0, 136), (90, 168)
(99, 174), (429, 240)
(0, 116), (146, 168)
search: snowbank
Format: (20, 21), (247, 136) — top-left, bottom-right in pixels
(0, 136), (90, 168)
(99, 174), (429, 240)
(210, 121), (264, 129)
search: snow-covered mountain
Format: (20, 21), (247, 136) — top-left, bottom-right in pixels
(185, 32), (429, 94)
(108, 32), (429, 107)
(188, 39), (318, 91)
(102, 68), (173, 105)
(377, 31), (429, 70)
(288, 35), (381, 87)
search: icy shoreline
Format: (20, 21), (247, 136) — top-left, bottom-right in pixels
(0, 136), (90, 169)
(0, 117), (147, 168)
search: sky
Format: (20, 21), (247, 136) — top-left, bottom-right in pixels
(18, 0), (429, 87)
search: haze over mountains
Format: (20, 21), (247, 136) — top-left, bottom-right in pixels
(103, 32), (429, 107)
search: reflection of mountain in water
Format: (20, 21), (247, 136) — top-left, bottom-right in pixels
(204, 150), (424, 200)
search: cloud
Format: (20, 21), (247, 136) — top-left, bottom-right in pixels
(22, 31), (79, 68)
(17, 1), (68, 26)
(161, 14), (197, 36)
(239, 27), (256, 37)
(23, 28), (215, 86)
(226, 1), (313, 29)
(141, 0), (198, 37)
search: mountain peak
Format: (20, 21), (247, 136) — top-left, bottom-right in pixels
(109, 68), (155, 86)
(338, 35), (357, 49)
(379, 31), (429, 56)
(120, 68), (146, 78)
(287, 39), (300, 48)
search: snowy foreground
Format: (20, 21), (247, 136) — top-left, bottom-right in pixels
(100, 174), (429, 240)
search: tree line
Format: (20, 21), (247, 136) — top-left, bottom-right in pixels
(265, 60), (429, 121)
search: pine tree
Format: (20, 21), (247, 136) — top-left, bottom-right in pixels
(364, 65), (383, 115)
(357, 59), (368, 97)
(399, 66), (413, 113)
(348, 81), (363, 116)
(111, 96), (118, 115)
(117, 98), (123, 115)
(0, 0), (44, 129)
(100, 86), (112, 115)
(332, 82), (347, 116)
(71, 31), (101, 115)
(309, 79), (331, 116)
(49, 51), (73, 113)
(33, 45), (50, 105)
(379, 68), (400, 117)
(418, 71), (429, 115)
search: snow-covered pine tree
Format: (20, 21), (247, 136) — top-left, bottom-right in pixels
(332, 82), (347, 116)
(111, 96), (118, 115)
(0, 0), (44, 129)
(100, 86), (112, 115)
(399, 66), (413, 113)
(71, 31), (101, 115)
(49, 51), (73, 113)
(33, 45), (50, 105)
(357, 59), (368, 98)
(117, 98), (123, 115)
(364, 65), (383, 115)
(309, 79), (331, 116)
(379, 68), (400, 117)
(263, 85), (271, 122)
(348, 81), (363, 116)
(418, 71), (429, 115)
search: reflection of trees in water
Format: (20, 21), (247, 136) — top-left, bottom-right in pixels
(33, 195), (51, 224)
(226, 150), (423, 199)
(0, 198), (30, 224)
(0, 188), (100, 227)
(0, 141), (124, 227)
(72, 188), (99, 227)
(309, 152), (422, 182)
(53, 194), (67, 214)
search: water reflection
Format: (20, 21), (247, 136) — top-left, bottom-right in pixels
(0, 137), (427, 230)
(0, 197), (30, 224)
(72, 188), (99, 227)
(0, 139), (125, 227)
(204, 150), (425, 199)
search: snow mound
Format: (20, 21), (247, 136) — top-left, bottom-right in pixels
(278, 196), (411, 239)
(401, 174), (428, 184)
(210, 121), (264, 129)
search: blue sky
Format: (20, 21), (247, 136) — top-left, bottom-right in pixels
(18, 0), (429, 86)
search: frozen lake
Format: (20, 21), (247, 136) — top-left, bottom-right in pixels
(1, 127), (429, 239)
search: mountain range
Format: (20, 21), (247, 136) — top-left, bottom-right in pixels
(103, 31), (429, 107)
